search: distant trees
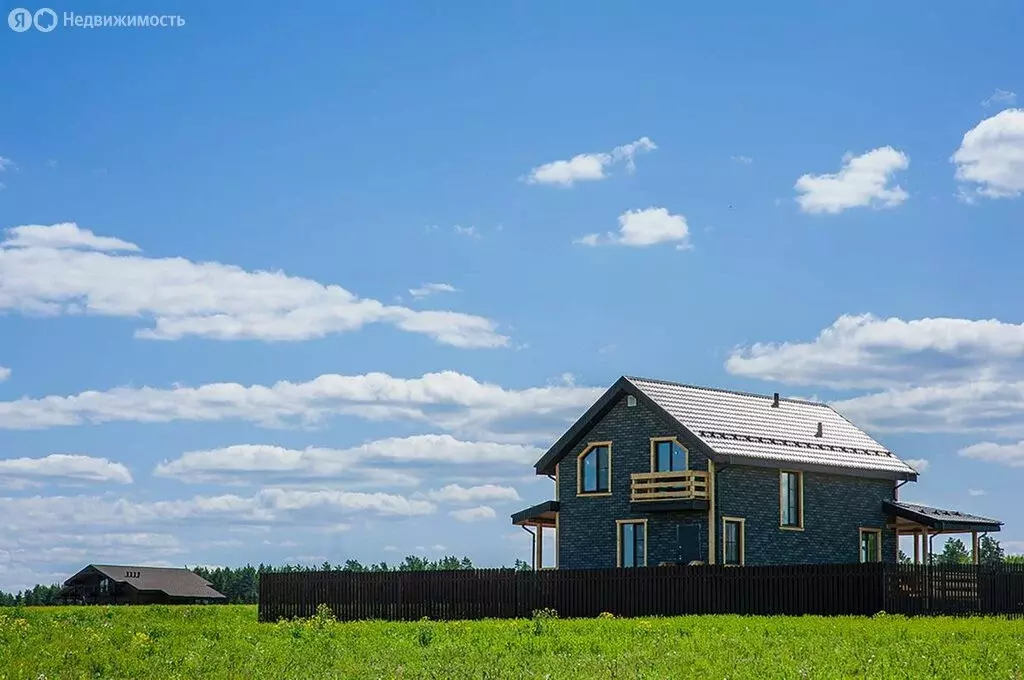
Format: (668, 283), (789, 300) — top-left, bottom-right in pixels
(191, 555), (482, 605)
(0, 583), (62, 607)
(928, 536), (1016, 566)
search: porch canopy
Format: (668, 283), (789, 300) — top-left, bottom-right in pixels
(884, 500), (1002, 565)
(511, 501), (559, 570)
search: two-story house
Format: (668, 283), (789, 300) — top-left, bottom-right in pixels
(512, 376), (1002, 569)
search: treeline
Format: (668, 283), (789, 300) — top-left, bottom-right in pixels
(0, 584), (63, 607)
(0, 555), (529, 607)
(193, 555), (529, 604)
(900, 535), (1024, 566)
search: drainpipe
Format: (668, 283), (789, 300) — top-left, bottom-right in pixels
(521, 526), (537, 571)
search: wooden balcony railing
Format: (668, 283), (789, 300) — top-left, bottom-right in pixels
(630, 470), (710, 502)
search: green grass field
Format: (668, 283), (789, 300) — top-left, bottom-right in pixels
(1, 605), (1022, 679)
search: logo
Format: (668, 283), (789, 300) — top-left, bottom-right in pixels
(7, 6), (57, 31)
(33, 7), (56, 31)
(7, 7), (31, 31)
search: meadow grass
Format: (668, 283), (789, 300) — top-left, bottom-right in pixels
(1, 605), (1022, 679)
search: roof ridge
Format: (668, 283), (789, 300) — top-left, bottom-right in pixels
(624, 376), (830, 407)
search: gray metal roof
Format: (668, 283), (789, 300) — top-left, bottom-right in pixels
(883, 501), (1002, 531)
(627, 377), (917, 477)
(76, 564), (226, 599)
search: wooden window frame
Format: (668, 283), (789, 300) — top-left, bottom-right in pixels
(576, 442), (612, 496)
(779, 470), (804, 531)
(649, 437), (689, 473)
(721, 516), (746, 566)
(616, 518), (648, 568)
(859, 527), (883, 563)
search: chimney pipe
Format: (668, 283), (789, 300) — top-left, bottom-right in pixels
(815, 422), (823, 438)
(772, 392), (780, 408)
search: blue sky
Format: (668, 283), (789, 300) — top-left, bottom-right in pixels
(1, 1), (1023, 590)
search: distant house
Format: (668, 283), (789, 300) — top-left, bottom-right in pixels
(512, 376), (1003, 569)
(59, 564), (227, 605)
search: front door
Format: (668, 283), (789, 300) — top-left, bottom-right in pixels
(676, 523), (701, 564)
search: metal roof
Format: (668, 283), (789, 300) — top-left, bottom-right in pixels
(883, 501), (1002, 532)
(68, 564), (227, 599)
(626, 377), (918, 478)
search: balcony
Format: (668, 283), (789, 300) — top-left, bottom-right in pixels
(630, 470), (710, 512)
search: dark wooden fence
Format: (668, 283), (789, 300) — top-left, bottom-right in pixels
(258, 563), (1024, 622)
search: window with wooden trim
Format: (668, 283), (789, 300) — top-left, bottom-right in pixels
(577, 443), (611, 495)
(779, 470), (803, 529)
(651, 437), (688, 472)
(722, 517), (745, 566)
(617, 519), (647, 568)
(860, 528), (882, 563)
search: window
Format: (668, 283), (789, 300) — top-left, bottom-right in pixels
(651, 438), (687, 472)
(860, 528), (882, 563)
(577, 442), (611, 495)
(779, 471), (803, 529)
(722, 517), (745, 566)
(617, 520), (647, 568)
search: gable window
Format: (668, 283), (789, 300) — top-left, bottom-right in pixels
(860, 528), (882, 563)
(651, 437), (688, 472)
(577, 442), (611, 495)
(779, 470), (803, 529)
(722, 517), (745, 566)
(617, 519), (647, 568)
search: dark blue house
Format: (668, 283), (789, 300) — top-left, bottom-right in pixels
(512, 377), (1002, 569)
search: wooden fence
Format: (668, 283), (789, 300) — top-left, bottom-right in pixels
(258, 563), (1024, 622)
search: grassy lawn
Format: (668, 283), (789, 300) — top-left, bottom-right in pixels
(1, 605), (1022, 679)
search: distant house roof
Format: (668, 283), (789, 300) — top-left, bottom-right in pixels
(535, 376), (918, 480)
(66, 564), (227, 600)
(883, 501), (1002, 533)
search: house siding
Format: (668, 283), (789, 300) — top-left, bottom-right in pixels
(715, 465), (897, 564)
(557, 394), (711, 570)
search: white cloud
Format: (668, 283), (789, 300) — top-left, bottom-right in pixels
(952, 109), (1024, 199)
(981, 89), (1017, 108)
(968, 488), (987, 496)
(0, 222), (507, 348)
(794, 146), (909, 214)
(0, 366), (9, 382)
(3, 223), (140, 252)
(409, 282), (458, 299)
(903, 458), (930, 474)
(453, 225), (479, 238)
(833, 382), (1024, 436)
(0, 488), (434, 536)
(727, 314), (1024, 389)
(728, 314), (1024, 439)
(383, 545), (399, 552)
(525, 137), (656, 186)
(0, 454), (132, 484)
(576, 207), (691, 249)
(0, 157), (14, 172)
(0, 370), (602, 443)
(425, 484), (520, 503)
(731, 155), (754, 165)
(155, 436), (542, 484)
(959, 441), (1024, 467)
(449, 505), (496, 522)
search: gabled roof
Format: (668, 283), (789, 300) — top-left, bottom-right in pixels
(534, 376), (918, 480)
(883, 501), (1002, 533)
(66, 564), (226, 599)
